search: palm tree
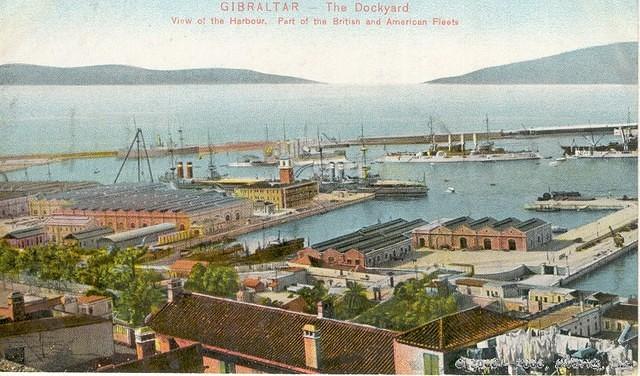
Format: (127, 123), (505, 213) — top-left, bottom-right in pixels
(342, 281), (371, 317)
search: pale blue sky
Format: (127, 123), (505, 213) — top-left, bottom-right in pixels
(0, 0), (637, 83)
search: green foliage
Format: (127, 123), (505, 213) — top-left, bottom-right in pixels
(185, 264), (239, 298)
(335, 281), (374, 320)
(13, 244), (80, 282)
(0, 243), (19, 276)
(297, 281), (328, 314)
(355, 276), (458, 331)
(260, 297), (284, 308)
(115, 270), (165, 326)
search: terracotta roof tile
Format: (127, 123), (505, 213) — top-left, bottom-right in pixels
(455, 278), (486, 287)
(395, 306), (526, 352)
(78, 295), (111, 304)
(148, 293), (396, 374)
(170, 260), (209, 272)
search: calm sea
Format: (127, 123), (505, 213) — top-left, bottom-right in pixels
(0, 84), (637, 296)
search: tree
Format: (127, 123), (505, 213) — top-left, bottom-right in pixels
(0, 244), (19, 284)
(186, 265), (239, 298)
(115, 271), (165, 326)
(336, 281), (372, 319)
(260, 297), (284, 308)
(297, 281), (328, 314)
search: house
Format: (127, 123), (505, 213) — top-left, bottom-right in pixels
(528, 303), (602, 337)
(0, 290), (61, 322)
(411, 216), (552, 251)
(169, 259), (210, 278)
(147, 287), (397, 373)
(528, 286), (576, 313)
(242, 277), (266, 292)
(0, 292), (114, 371)
(393, 306), (526, 374)
(2, 226), (47, 249)
(59, 295), (113, 320)
(602, 303), (638, 333)
(293, 218), (427, 269)
(0, 192), (29, 219)
(63, 226), (114, 249)
(255, 291), (307, 313)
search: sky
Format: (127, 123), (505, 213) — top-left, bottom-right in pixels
(0, 0), (637, 84)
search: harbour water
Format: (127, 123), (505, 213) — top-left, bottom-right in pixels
(0, 84), (637, 296)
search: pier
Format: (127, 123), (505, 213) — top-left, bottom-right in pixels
(524, 197), (637, 211)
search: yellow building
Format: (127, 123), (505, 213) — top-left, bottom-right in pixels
(29, 197), (70, 217)
(234, 180), (318, 210)
(44, 215), (96, 244)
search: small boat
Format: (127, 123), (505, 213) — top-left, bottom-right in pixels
(548, 161), (560, 167)
(93, 169), (100, 174)
(489, 183), (496, 186)
(555, 157), (567, 162)
(447, 187), (456, 193)
(551, 225), (568, 234)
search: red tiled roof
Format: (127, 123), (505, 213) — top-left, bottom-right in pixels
(395, 306), (526, 352)
(148, 293), (396, 374)
(99, 344), (204, 373)
(243, 278), (263, 289)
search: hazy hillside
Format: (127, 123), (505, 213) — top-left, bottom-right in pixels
(0, 64), (318, 85)
(426, 42), (638, 84)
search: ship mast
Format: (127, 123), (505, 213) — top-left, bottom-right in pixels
(207, 130), (219, 180)
(317, 126), (324, 181)
(360, 123), (369, 179)
(114, 120), (154, 184)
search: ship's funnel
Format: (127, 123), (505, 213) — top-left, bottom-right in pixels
(461, 133), (465, 151)
(329, 162), (336, 181)
(176, 161), (184, 179)
(448, 134), (452, 151)
(186, 162), (193, 179)
(473, 133), (477, 149)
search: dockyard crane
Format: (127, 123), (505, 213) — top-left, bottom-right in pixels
(609, 226), (624, 247)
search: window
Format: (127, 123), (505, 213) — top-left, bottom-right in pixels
(617, 322), (622, 331)
(508, 239), (516, 250)
(423, 353), (439, 375)
(605, 321), (610, 330)
(483, 239), (492, 250)
(459, 237), (468, 249)
(558, 296), (561, 302)
(486, 291), (490, 297)
(543, 297), (548, 303)
(355, 260), (360, 265)
(235, 212), (240, 220)
(5, 347), (25, 365)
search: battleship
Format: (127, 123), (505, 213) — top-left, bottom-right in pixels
(380, 116), (541, 163)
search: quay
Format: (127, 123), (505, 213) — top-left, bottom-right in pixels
(524, 197), (637, 211)
(161, 191), (375, 253)
(395, 203), (638, 279)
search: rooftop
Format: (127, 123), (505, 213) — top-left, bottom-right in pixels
(148, 292), (397, 374)
(414, 216), (549, 234)
(64, 226), (114, 240)
(0, 314), (109, 338)
(455, 278), (486, 287)
(3, 226), (44, 239)
(44, 215), (94, 226)
(311, 218), (427, 254)
(0, 181), (100, 196)
(603, 304), (638, 322)
(77, 295), (111, 304)
(395, 306), (526, 352)
(528, 304), (598, 329)
(43, 183), (245, 214)
(100, 223), (176, 243)
(169, 259), (209, 272)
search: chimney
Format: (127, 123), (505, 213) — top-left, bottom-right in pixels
(135, 327), (156, 360)
(303, 324), (321, 370)
(235, 289), (255, 303)
(186, 162), (193, 179)
(316, 300), (333, 319)
(8, 292), (26, 322)
(167, 278), (183, 303)
(176, 161), (184, 179)
(278, 157), (294, 185)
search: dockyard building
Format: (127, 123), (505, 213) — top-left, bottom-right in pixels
(44, 215), (96, 244)
(96, 223), (177, 250)
(63, 226), (114, 249)
(411, 216), (552, 251)
(294, 218), (426, 268)
(233, 157), (319, 210)
(30, 183), (252, 232)
(2, 226), (46, 249)
(0, 181), (99, 218)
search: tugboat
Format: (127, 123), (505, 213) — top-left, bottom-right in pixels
(381, 115), (541, 163)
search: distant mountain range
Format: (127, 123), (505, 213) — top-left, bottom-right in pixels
(426, 42), (638, 84)
(0, 64), (318, 85)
